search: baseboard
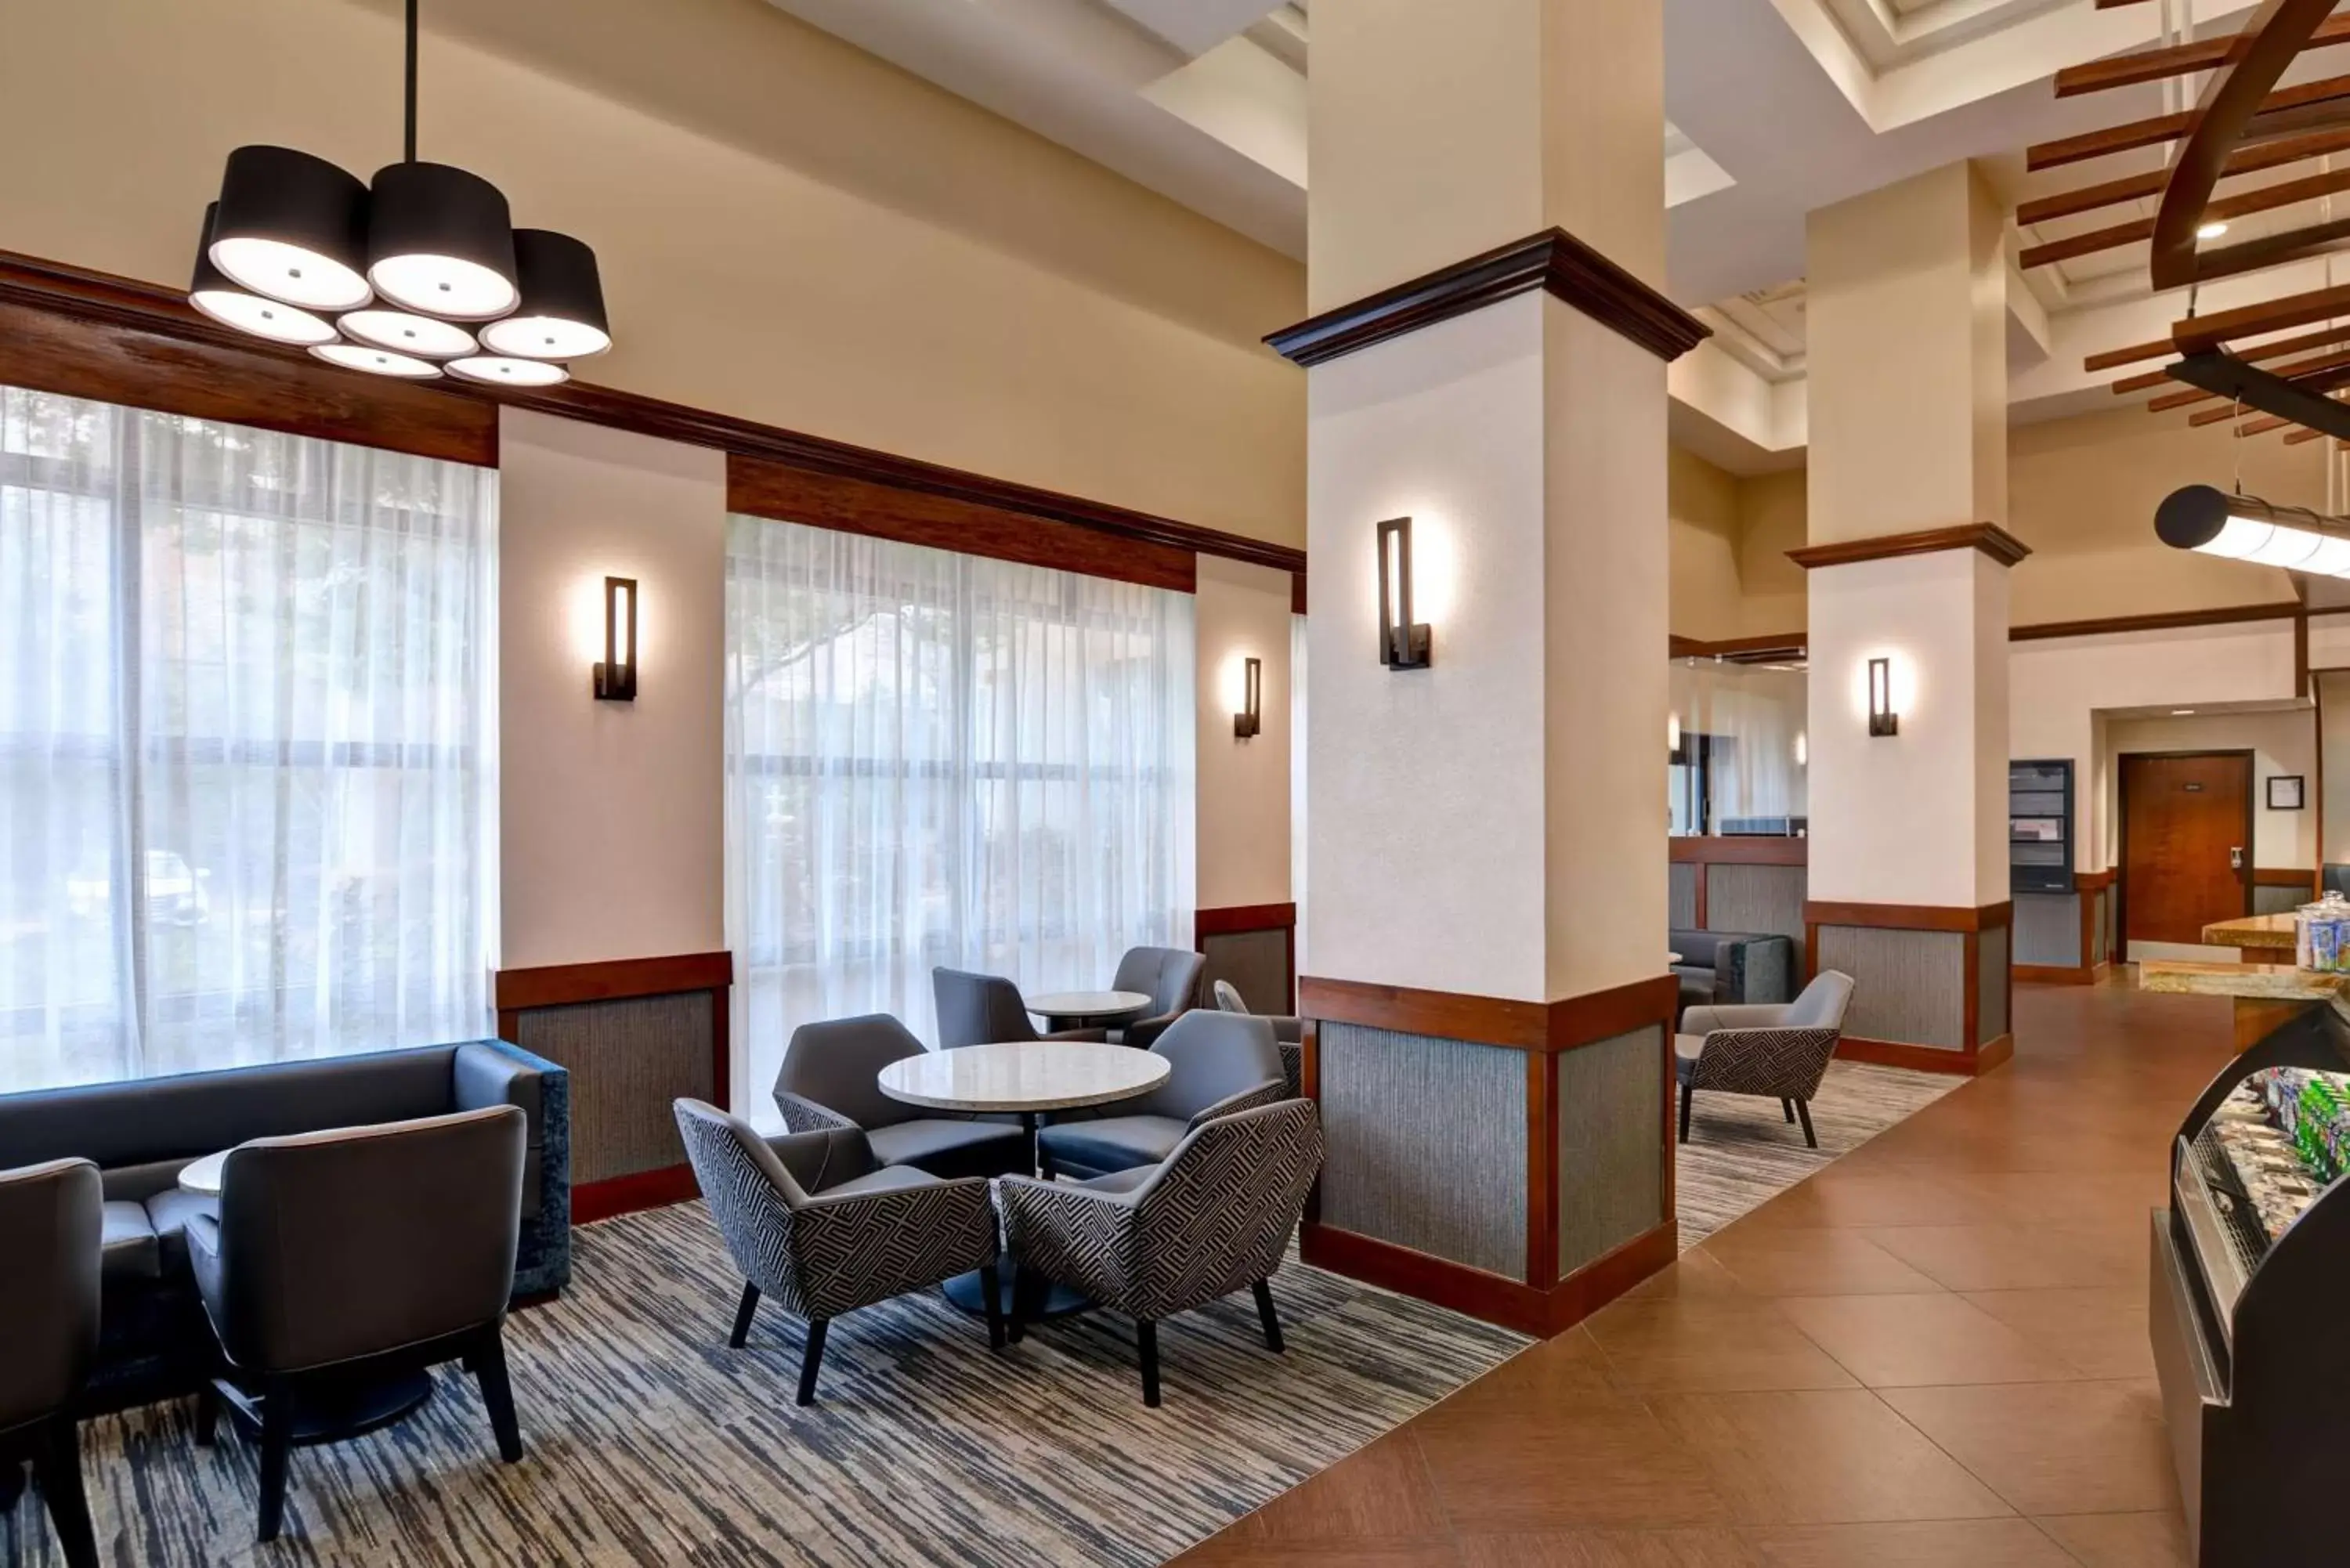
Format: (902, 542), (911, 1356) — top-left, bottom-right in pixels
(2014, 963), (2095, 986)
(1300, 1217), (1675, 1338)
(573, 1163), (700, 1225)
(1838, 1034), (2011, 1077)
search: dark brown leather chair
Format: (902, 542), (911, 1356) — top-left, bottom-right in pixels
(186, 1107), (527, 1542)
(0, 1158), (102, 1568)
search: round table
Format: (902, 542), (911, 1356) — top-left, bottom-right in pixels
(1668, 951), (1683, 965)
(1022, 988), (1153, 1033)
(179, 1149), (229, 1197)
(880, 1041), (1170, 1319)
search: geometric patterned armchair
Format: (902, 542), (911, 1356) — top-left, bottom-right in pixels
(672, 1100), (1002, 1406)
(997, 1099), (1323, 1407)
(1675, 969), (1856, 1149)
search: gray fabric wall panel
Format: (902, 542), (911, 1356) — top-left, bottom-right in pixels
(1318, 1022), (1527, 1279)
(1556, 1027), (1665, 1274)
(1814, 925), (1965, 1051)
(2012, 893), (2079, 967)
(1978, 925), (2010, 1043)
(1668, 863), (1697, 929)
(2255, 884), (2306, 916)
(517, 992), (714, 1183)
(1705, 863), (1808, 970)
(1202, 929), (1291, 1014)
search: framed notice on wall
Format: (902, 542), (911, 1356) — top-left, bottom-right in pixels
(2269, 775), (2306, 811)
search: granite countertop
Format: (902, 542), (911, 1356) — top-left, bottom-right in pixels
(2138, 959), (2347, 1002)
(2200, 912), (2299, 951)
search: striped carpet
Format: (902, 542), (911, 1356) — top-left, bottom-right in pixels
(1674, 1059), (1958, 1243)
(2, 1206), (1524, 1568)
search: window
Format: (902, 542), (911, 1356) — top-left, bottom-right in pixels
(1, 385), (497, 1093)
(725, 515), (1195, 1090)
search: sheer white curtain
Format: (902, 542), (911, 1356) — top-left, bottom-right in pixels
(726, 514), (1195, 1090)
(1668, 660), (1808, 834)
(0, 385), (497, 1093)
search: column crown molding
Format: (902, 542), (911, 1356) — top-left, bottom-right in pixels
(1785, 522), (2031, 572)
(1266, 229), (1709, 369)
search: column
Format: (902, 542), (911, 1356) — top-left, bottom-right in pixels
(1797, 162), (2023, 1075)
(1273, 0), (1707, 1335)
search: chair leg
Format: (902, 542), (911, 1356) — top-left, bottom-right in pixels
(1677, 1082), (1694, 1143)
(474, 1324), (526, 1464)
(255, 1382), (295, 1545)
(1251, 1278), (1285, 1353)
(1795, 1098), (1817, 1150)
(193, 1382), (219, 1446)
(0, 1454), (23, 1515)
(796, 1320), (830, 1407)
(31, 1417), (97, 1568)
(728, 1281), (761, 1349)
(1137, 1319), (1162, 1407)
(1781, 1098), (1795, 1124)
(1007, 1265), (1039, 1344)
(978, 1263), (1007, 1351)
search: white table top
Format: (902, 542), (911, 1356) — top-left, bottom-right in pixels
(878, 1041), (1170, 1113)
(179, 1149), (229, 1198)
(1668, 952), (1683, 964)
(1023, 989), (1153, 1020)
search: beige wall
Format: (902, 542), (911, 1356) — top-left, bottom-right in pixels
(497, 411), (728, 970)
(0, 0), (1307, 547)
(1669, 446), (1744, 639)
(1195, 558), (1296, 911)
(2105, 710), (2316, 872)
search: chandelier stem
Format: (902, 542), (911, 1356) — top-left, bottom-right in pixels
(403, 0), (418, 164)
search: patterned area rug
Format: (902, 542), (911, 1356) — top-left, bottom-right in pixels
(2, 1205), (1524, 1568)
(1674, 1059), (1958, 1243)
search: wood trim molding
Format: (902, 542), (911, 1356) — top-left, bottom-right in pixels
(494, 950), (733, 1011)
(2255, 866), (2319, 887)
(0, 247), (1303, 581)
(2011, 601), (2305, 641)
(1668, 836), (1808, 866)
(1786, 524), (2032, 572)
(2077, 867), (2118, 891)
(1837, 1034), (2015, 1077)
(1804, 900), (2012, 933)
(1299, 973), (1679, 1056)
(1194, 901), (1297, 938)
(1291, 571), (1309, 616)
(1668, 631), (1808, 660)
(730, 455), (1194, 594)
(572, 1165), (702, 1227)
(1264, 229), (1709, 370)
(1300, 1217), (1676, 1339)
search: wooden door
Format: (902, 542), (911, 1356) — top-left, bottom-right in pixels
(2120, 752), (2253, 947)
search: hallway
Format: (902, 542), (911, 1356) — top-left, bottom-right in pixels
(1176, 975), (2224, 1566)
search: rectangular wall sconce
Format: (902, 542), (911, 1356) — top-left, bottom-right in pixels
(595, 576), (638, 701)
(1377, 516), (1431, 670)
(1235, 655), (1262, 738)
(1867, 656), (1897, 737)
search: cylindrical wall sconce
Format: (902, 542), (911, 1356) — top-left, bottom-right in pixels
(595, 576), (638, 701)
(1377, 516), (1431, 670)
(1235, 655), (1263, 738)
(1867, 656), (1898, 737)
(1668, 711), (1682, 755)
(1795, 730), (1808, 768)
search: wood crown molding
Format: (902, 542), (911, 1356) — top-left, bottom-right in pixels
(2009, 600), (2303, 641)
(1787, 523), (2032, 572)
(1264, 229), (1709, 370)
(1299, 973), (1678, 1055)
(1669, 631), (1808, 660)
(1194, 901), (1297, 938)
(0, 248), (1303, 581)
(494, 950), (734, 1012)
(1805, 900), (2014, 933)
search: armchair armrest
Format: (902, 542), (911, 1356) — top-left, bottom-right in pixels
(1683, 1024), (1842, 1100)
(790, 1176), (999, 1319)
(1186, 1078), (1286, 1132)
(454, 1040), (569, 1284)
(772, 1090), (859, 1136)
(1682, 1002), (1789, 1035)
(765, 1125), (877, 1194)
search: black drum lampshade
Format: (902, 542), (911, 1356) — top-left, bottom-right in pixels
(365, 161), (519, 320)
(188, 202), (338, 346)
(479, 229), (610, 359)
(208, 146), (374, 313)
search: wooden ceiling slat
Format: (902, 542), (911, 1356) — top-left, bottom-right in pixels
(2186, 211), (2350, 284)
(2019, 132), (2350, 227)
(2021, 164), (2350, 270)
(2182, 359), (2350, 422)
(2026, 70), (2350, 172)
(2147, 343), (2350, 409)
(2056, 13), (2350, 98)
(2173, 280), (2350, 353)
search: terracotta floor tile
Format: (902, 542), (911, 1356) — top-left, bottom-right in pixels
(1226, 1427), (1449, 1541)
(1178, 1541), (1463, 1567)
(1725, 1172), (2007, 1232)
(1455, 1529), (1764, 1566)
(1698, 1227), (1946, 1298)
(1958, 1288), (2156, 1380)
(1584, 1297), (1858, 1394)
(1880, 1381), (2178, 1517)
(1625, 1247), (1752, 1300)
(2030, 1510), (2194, 1568)
(1772, 1293), (2086, 1388)
(1741, 1519), (2077, 1566)
(1648, 1389), (2012, 1526)
(1853, 1223), (2142, 1293)
(1413, 1397), (1735, 1532)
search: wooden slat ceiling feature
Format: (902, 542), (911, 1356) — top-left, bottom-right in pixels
(2020, 164), (2350, 269)
(2146, 344), (2350, 409)
(2175, 281), (2350, 355)
(2026, 70), (2350, 172)
(2183, 359), (2350, 421)
(2056, 13), (2350, 97)
(2018, 131), (2350, 227)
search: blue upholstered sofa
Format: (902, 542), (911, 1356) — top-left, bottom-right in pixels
(0, 1039), (569, 1410)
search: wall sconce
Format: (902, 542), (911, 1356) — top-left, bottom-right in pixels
(594, 576), (638, 701)
(1867, 656), (1897, 737)
(1234, 656), (1262, 739)
(1668, 711), (1682, 755)
(1376, 516), (1431, 670)
(1795, 731), (1808, 768)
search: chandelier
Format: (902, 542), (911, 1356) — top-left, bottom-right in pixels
(186, 0), (608, 386)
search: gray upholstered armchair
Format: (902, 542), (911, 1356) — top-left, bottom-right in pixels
(772, 1013), (1029, 1179)
(0, 1158), (101, 1568)
(931, 968), (1105, 1049)
(1036, 1010), (1285, 1181)
(1213, 978), (1303, 1099)
(1676, 970), (1856, 1149)
(1000, 1099), (1324, 1406)
(674, 1099), (1002, 1406)
(1109, 946), (1206, 1048)
(187, 1107), (528, 1543)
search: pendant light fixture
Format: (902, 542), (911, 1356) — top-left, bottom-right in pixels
(187, 0), (606, 383)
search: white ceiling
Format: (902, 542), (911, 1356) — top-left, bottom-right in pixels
(762, 0), (2334, 472)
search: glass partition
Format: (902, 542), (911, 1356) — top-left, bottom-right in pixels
(1668, 659), (1808, 836)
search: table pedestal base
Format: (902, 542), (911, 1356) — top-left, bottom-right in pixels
(215, 1369), (435, 1447)
(940, 1270), (1092, 1321)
